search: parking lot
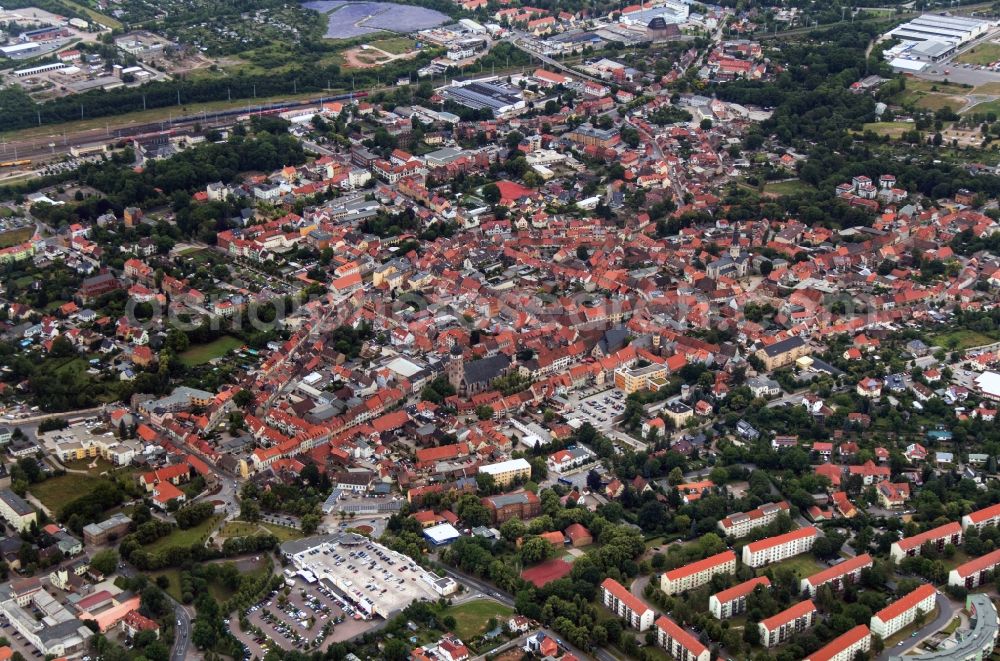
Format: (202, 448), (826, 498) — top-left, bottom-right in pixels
(232, 576), (375, 657)
(569, 389), (626, 431)
(0, 608), (52, 659)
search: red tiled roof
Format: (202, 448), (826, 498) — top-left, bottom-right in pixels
(760, 600), (816, 631)
(662, 551), (735, 582)
(804, 625), (870, 661)
(654, 615), (706, 657)
(873, 584), (936, 624)
(954, 547), (1000, 578)
(712, 576), (770, 605)
(966, 502), (1000, 524)
(601, 578), (651, 616)
(802, 553), (873, 589)
(745, 526), (817, 552)
(895, 522), (961, 552)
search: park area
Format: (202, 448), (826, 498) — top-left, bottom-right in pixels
(442, 599), (513, 641)
(219, 519), (304, 542)
(179, 335), (243, 366)
(762, 179), (813, 196)
(144, 515), (223, 553)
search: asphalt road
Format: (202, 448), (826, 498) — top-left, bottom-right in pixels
(119, 562), (193, 660)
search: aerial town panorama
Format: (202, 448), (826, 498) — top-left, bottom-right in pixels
(5, 0), (1000, 660)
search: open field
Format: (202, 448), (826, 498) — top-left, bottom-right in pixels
(966, 99), (1000, 117)
(762, 179), (813, 196)
(931, 329), (997, 350)
(0, 227), (33, 248)
(29, 472), (101, 513)
(956, 42), (1000, 66)
(149, 568), (184, 602)
(179, 335), (243, 366)
(59, 0), (124, 29)
(442, 599), (513, 641)
(894, 79), (972, 112)
(861, 121), (914, 138)
(369, 36), (416, 54)
(145, 515), (223, 553)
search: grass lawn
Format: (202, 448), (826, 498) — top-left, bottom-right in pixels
(58, 0), (123, 29)
(942, 549), (971, 571)
(914, 94), (967, 112)
(956, 42), (1000, 66)
(861, 121), (915, 138)
(0, 227), (33, 248)
(443, 599), (513, 641)
(368, 37), (415, 54)
(943, 615), (962, 635)
(931, 329), (998, 350)
(766, 553), (826, 579)
(762, 179), (813, 196)
(145, 515), (223, 553)
(148, 568), (184, 602)
(179, 335), (243, 366)
(966, 99), (1000, 117)
(220, 520), (304, 542)
(30, 472), (102, 514)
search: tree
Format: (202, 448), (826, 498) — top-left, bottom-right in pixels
(233, 389), (254, 409)
(483, 183), (501, 205)
(91, 549), (118, 575)
(519, 536), (553, 565)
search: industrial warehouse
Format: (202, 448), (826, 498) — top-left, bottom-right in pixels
(883, 13), (997, 71)
(280, 534), (458, 619)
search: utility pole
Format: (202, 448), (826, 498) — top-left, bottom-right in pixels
(142, 94), (146, 111)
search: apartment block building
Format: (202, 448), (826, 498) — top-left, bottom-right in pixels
(654, 615), (710, 661)
(759, 600), (817, 648)
(803, 624), (871, 661)
(962, 502), (1000, 531)
(476, 458), (531, 487)
(718, 501), (790, 538)
(870, 584), (937, 639)
(742, 526), (818, 568)
(800, 553), (873, 597)
(949, 548), (1000, 589)
(601, 578), (654, 631)
(660, 551), (737, 595)
(709, 576), (771, 619)
(890, 522), (963, 563)
(0, 489), (36, 532)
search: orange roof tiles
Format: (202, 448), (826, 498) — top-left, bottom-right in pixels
(873, 584), (936, 624)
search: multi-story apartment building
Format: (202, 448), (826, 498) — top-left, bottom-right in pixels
(962, 503), (1000, 531)
(949, 548), (1000, 589)
(0, 489), (36, 532)
(709, 577), (770, 619)
(654, 615), (710, 661)
(601, 578), (654, 631)
(870, 584), (937, 639)
(742, 526), (818, 567)
(660, 551), (737, 595)
(803, 625), (871, 661)
(718, 501), (790, 538)
(890, 522), (963, 563)
(801, 554), (873, 596)
(476, 458), (531, 487)
(759, 600), (817, 648)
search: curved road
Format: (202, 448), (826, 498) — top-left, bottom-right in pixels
(119, 562), (192, 660)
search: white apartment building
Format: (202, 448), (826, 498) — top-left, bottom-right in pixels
(654, 615), (710, 661)
(709, 576), (770, 619)
(0, 489), (36, 532)
(742, 526), (817, 567)
(718, 501), (789, 538)
(890, 522), (963, 563)
(660, 551), (736, 595)
(803, 625), (871, 661)
(759, 600), (817, 648)
(870, 584), (937, 639)
(949, 548), (1000, 589)
(962, 502), (1000, 531)
(800, 554), (873, 597)
(601, 578), (654, 631)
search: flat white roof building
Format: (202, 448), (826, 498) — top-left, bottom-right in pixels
(888, 13), (992, 45)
